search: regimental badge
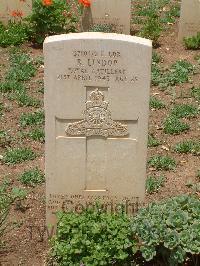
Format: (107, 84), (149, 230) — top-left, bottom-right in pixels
(65, 89), (129, 138)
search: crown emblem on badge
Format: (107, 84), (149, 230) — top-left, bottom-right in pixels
(86, 89), (108, 110)
(65, 89), (129, 138)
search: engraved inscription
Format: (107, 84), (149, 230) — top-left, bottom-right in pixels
(65, 89), (128, 137)
(47, 193), (144, 215)
(56, 50), (139, 83)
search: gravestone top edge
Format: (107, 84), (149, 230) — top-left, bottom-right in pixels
(44, 33), (152, 47)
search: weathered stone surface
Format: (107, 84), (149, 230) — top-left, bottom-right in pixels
(44, 33), (152, 227)
(82, 0), (131, 34)
(178, 0), (200, 40)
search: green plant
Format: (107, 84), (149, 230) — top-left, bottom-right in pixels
(0, 49), (37, 105)
(3, 147), (36, 165)
(148, 155), (176, 170)
(6, 51), (36, 82)
(146, 175), (165, 193)
(185, 179), (200, 193)
(197, 170), (200, 179)
(15, 90), (41, 107)
(35, 55), (44, 66)
(134, 0), (180, 46)
(152, 51), (162, 64)
(190, 183), (200, 193)
(184, 32), (200, 50)
(148, 134), (161, 147)
(38, 85), (44, 94)
(161, 3), (180, 24)
(0, 80), (25, 93)
(19, 110), (45, 127)
(19, 168), (45, 186)
(28, 128), (45, 143)
(0, 22), (29, 47)
(151, 61), (162, 86)
(0, 131), (12, 147)
(163, 115), (190, 135)
(171, 104), (199, 118)
(152, 60), (196, 89)
(131, 195), (200, 265)
(0, 179), (27, 245)
(194, 53), (200, 61)
(50, 195), (200, 266)
(139, 11), (162, 47)
(191, 86), (200, 102)
(0, 102), (3, 117)
(27, 0), (78, 44)
(150, 96), (165, 109)
(51, 208), (135, 266)
(173, 140), (200, 155)
(160, 60), (195, 89)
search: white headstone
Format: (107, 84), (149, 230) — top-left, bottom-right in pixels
(44, 33), (152, 227)
(0, 0), (32, 25)
(82, 0), (131, 34)
(178, 0), (200, 40)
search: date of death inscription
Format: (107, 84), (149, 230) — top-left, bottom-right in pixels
(56, 50), (139, 83)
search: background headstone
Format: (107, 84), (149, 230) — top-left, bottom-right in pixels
(44, 33), (152, 227)
(0, 0), (32, 25)
(82, 0), (131, 34)
(178, 0), (200, 40)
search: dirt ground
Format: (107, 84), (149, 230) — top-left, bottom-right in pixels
(0, 8), (200, 266)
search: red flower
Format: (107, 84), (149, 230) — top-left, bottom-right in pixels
(42, 0), (53, 6)
(11, 10), (24, 17)
(79, 0), (91, 7)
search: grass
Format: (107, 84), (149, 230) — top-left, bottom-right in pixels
(3, 147), (36, 165)
(0, 102), (3, 117)
(19, 110), (45, 127)
(148, 135), (161, 147)
(183, 33), (200, 50)
(151, 60), (196, 89)
(160, 3), (180, 24)
(173, 140), (200, 156)
(139, 13), (162, 47)
(0, 179), (27, 246)
(132, 0), (180, 31)
(0, 130), (12, 147)
(146, 175), (165, 194)
(148, 155), (176, 170)
(171, 104), (199, 118)
(132, 0), (180, 47)
(191, 87), (200, 102)
(15, 91), (41, 107)
(197, 170), (200, 180)
(163, 60), (195, 86)
(0, 49), (38, 118)
(0, 22), (29, 47)
(19, 168), (45, 187)
(151, 62), (162, 86)
(185, 178), (200, 192)
(36, 79), (44, 94)
(0, 80), (25, 93)
(28, 128), (45, 143)
(152, 51), (162, 64)
(150, 96), (165, 109)
(7, 51), (36, 82)
(163, 115), (190, 135)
